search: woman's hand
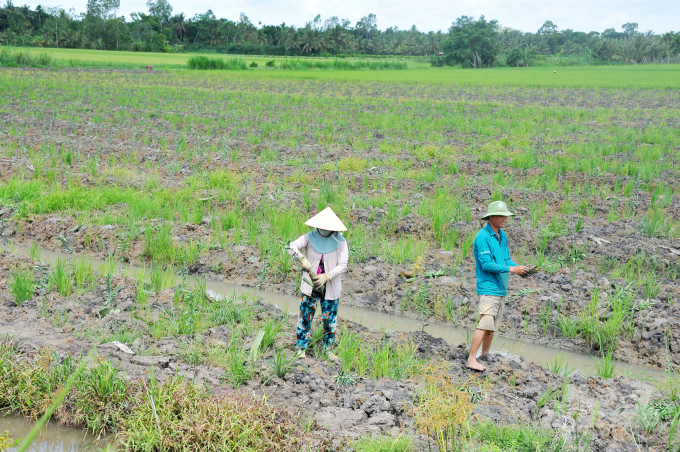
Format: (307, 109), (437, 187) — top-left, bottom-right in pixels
(299, 257), (312, 272)
(312, 273), (330, 290)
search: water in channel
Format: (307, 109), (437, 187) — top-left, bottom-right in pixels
(0, 414), (103, 451)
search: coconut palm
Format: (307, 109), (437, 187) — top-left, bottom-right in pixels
(299, 27), (324, 54)
(622, 32), (663, 63)
(282, 27), (298, 52)
(425, 31), (442, 55)
(392, 33), (406, 54)
(5, 1), (27, 33)
(59, 28), (78, 47)
(173, 13), (186, 42)
(206, 26), (221, 46)
(328, 25), (347, 52)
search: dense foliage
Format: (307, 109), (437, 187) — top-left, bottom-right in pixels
(0, 0), (678, 64)
(440, 16), (500, 68)
(499, 22), (680, 66)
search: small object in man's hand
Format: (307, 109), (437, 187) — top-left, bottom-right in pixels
(520, 265), (541, 277)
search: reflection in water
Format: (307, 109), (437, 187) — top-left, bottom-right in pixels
(0, 414), (103, 452)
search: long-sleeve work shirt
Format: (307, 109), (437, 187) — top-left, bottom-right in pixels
(288, 233), (348, 300)
(473, 223), (518, 296)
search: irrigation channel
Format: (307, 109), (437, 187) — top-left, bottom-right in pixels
(8, 243), (666, 380)
(0, 413), (103, 451)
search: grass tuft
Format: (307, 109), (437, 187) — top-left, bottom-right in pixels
(353, 434), (414, 452)
(9, 268), (35, 305)
(472, 422), (563, 452)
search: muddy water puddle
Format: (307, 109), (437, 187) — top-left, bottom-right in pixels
(0, 414), (106, 451)
(8, 244), (666, 380)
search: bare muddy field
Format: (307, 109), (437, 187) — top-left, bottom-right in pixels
(0, 67), (680, 450)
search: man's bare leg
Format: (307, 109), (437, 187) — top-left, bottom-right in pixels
(481, 331), (494, 356)
(467, 329), (490, 371)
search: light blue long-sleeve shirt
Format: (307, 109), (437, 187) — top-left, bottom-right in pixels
(473, 223), (518, 296)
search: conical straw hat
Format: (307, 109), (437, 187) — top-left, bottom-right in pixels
(305, 207), (347, 232)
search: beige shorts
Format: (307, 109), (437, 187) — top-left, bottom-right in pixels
(476, 295), (506, 332)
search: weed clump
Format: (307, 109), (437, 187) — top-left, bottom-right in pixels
(410, 361), (474, 451)
(121, 376), (330, 451)
(142, 223), (199, 266)
(187, 56), (247, 70)
(279, 59), (406, 70)
(0, 336), (333, 450)
(335, 331), (421, 380)
(0, 47), (54, 68)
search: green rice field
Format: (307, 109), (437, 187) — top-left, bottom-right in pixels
(11, 46), (680, 88)
(2, 48), (680, 452)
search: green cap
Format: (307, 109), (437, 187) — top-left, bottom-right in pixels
(481, 200), (514, 220)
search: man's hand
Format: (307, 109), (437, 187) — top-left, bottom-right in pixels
(509, 266), (527, 275)
(519, 265), (541, 277)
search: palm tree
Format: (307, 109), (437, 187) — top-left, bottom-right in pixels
(328, 25), (347, 52)
(207, 27), (221, 46)
(59, 28), (76, 47)
(6, 2), (26, 33)
(592, 39), (616, 61)
(173, 13), (186, 42)
(245, 26), (261, 44)
(622, 32), (662, 63)
(425, 32), (441, 56)
(282, 27), (298, 52)
(299, 27), (324, 54)
(392, 33), (405, 54)
(358, 37), (375, 54)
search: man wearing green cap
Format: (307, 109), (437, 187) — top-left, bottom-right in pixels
(467, 200), (527, 372)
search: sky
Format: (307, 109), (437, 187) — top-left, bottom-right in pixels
(24, 0), (680, 34)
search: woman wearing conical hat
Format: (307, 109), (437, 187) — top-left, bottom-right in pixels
(287, 207), (349, 360)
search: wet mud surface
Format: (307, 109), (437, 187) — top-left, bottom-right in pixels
(0, 251), (674, 450)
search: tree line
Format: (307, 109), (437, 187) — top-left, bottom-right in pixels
(434, 16), (680, 67)
(1, 0), (679, 65)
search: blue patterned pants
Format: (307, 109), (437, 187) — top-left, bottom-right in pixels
(296, 293), (339, 350)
